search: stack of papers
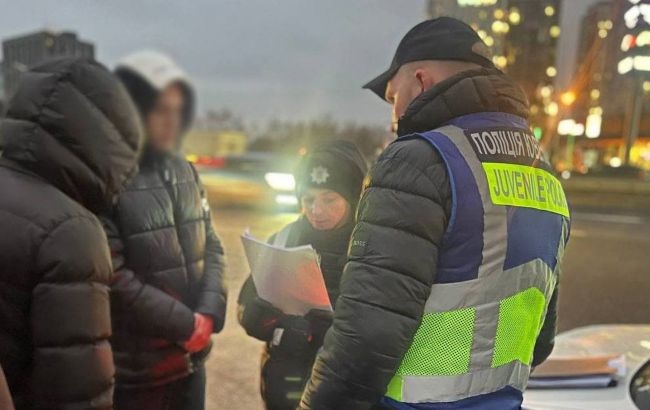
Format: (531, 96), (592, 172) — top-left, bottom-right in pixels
(528, 354), (626, 389)
(241, 231), (332, 316)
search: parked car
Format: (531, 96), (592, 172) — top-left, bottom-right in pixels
(192, 152), (300, 210)
(524, 325), (650, 410)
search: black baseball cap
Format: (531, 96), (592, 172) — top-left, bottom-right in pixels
(363, 17), (494, 100)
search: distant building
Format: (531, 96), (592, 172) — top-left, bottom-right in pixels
(574, 1), (629, 119)
(427, 0), (562, 129)
(570, 0), (650, 170)
(2, 30), (94, 99)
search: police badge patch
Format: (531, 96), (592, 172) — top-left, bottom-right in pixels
(310, 166), (330, 184)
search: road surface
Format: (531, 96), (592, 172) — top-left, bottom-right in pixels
(556, 210), (650, 331)
(204, 206), (650, 409)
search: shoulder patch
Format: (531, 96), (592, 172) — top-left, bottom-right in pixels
(349, 230), (369, 257)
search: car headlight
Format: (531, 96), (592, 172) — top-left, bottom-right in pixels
(275, 194), (298, 206)
(264, 172), (296, 191)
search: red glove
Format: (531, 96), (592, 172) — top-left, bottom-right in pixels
(183, 313), (214, 353)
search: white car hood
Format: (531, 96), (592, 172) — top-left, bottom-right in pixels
(524, 325), (650, 410)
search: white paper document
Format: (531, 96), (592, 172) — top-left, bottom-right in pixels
(241, 230), (332, 316)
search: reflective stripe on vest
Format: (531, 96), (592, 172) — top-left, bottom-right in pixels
(386, 122), (569, 404)
(272, 224), (293, 247)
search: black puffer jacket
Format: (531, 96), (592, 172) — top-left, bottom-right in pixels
(108, 63), (227, 388)
(0, 59), (141, 409)
(109, 151), (227, 387)
(300, 68), (559, 409)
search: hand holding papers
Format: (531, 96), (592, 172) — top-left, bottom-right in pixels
(241, 231), (332, 316)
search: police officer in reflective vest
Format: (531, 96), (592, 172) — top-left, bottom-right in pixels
(300, 17), (571, 410)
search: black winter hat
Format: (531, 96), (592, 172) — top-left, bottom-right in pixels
(364, 17), (494, 100)
(295, 140), (368, 209)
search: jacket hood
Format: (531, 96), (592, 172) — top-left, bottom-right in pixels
(397, 68), (529, 137)
(114, 50), (195, 134)
(0, 58), (143, 213)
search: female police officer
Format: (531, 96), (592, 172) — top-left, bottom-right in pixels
(238, 140), (367, 410)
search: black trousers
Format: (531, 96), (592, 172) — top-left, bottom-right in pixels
(261, 352), (312, 410)
(114, 365), (206, 410)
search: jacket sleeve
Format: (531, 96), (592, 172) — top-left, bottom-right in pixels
(237, 275), (285, 342)
(31, 216), (115, 409)
(193, 168), (228, 333)
(102, 217), (195, 342)
(300, 139), (451, 409)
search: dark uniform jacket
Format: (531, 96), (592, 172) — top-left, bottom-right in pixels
(108, 148), (227, 388)
(300, 68), (560, 409)
(238, 217), (352, 409)
(0, 59), (141, 409)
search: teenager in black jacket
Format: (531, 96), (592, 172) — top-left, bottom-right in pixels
(0, 58), (141, 409)
(238, 140), (368, 410)
(107, 51), (227, 410)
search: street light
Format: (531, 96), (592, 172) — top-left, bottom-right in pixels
(610, 157), (623, 167)
(618, 55), (650, 73)
(491, 20), (510, 34)
(546, 66), (558, 77)
(544, 5), (555, 17)
(493, 55), (508, 69)
(545, 101), (559, 117)
(560, 91), (577, 106)
(557, 118), (584, 172)
(558, 119), (574, 136)
(558, 119), (584, 136)
(550, 25), (561, 38)
(509, 8), (521, 25)
(540, 86), (553, 99)
(586, 107), (603, 139)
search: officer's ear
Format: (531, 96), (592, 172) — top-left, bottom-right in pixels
(414, 68), (436, 94)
